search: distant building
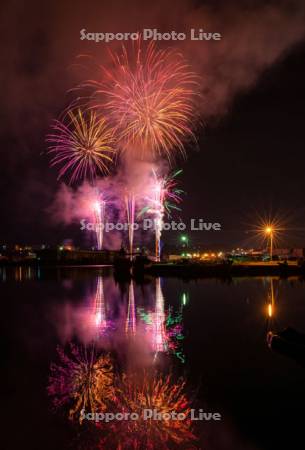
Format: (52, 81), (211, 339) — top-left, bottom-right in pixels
(168, 254), (183, 261)
(273, 248), (305, 258)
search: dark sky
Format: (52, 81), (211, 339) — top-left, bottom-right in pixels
(180, 42), (305, 249)
(1, 0), (305, 249)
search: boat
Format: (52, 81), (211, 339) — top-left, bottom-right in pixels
(267, 327), (305, 365)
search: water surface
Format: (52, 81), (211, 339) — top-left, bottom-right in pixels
(2, 266), (305, 449)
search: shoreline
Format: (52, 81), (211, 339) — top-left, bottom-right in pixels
(2, 261), (305, 279)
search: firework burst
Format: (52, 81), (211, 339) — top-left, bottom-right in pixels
(109, 371), (196, 449)
(88, 40), (199, 162)
(47, 343), (114, 422)
(141, 169), (183, 217)
(47, 109), (115, 183)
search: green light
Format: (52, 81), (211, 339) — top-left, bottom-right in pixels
(182, 292), (189, 306)
(180, 235), (187, 242)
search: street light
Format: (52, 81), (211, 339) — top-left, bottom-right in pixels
(180, 235), (189, 251)
(265, 226), (273, 260)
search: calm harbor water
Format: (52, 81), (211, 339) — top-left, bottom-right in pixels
(2, 266), (305, 449)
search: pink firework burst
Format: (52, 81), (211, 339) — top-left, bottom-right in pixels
(47, 109), (116, 184)
(86, 40), (200, 162)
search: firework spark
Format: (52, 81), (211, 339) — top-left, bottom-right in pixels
(92, 196), (106, 250)
(88, 40), (199, 162)
(93, 277), (107, 330)
(125, 191), (136, 259)
(140, 169), (183, 261)
(125, 280), (136, 335)
(152, 278), (167, 354)
(47, 109), (115, 183)
(47, 343), (114, 422)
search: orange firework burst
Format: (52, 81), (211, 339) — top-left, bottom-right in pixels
(106, 371), (197, 449)
(89, 40), (200, 162)
(47, 109), (116, 183)
(48, 343), (114, 423)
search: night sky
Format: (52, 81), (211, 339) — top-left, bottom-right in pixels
(1, 0), (305, 250)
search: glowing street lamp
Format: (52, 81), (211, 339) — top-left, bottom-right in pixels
(180, 235), (189, 247)
(265, 226), (273, 260)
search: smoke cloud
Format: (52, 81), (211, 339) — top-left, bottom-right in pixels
(2, 0), (305, 134)
(48, 161), (165, 249)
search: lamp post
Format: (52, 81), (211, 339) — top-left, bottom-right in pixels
(265, 226), (273, 260)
